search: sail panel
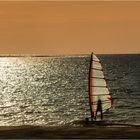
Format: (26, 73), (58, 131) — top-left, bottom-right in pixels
(92, 87), (109, 95)
(92, 54), (100, 62)
(92, 78), (107, 87)
(92, 61), (102, 70)
(92, 69), (104, 78)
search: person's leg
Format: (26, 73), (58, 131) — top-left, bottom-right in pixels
(94, 115), (96, 120)
(100, 110), (103, 120)
(95, 110), (98, 120)
(85, 118), (89, 125)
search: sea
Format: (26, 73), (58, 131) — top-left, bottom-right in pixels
(0, 54), (139, 126)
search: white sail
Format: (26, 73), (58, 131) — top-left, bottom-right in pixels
(92, 54), (100, 62)
(92, 87), (109, 95)
(93, 78), (107, 87)
(92, 70), (104, 78)
(92, 61), (102, 70)
(89, 52), (112, 118)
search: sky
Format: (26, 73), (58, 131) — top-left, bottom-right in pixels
(0, 1), (140, 55)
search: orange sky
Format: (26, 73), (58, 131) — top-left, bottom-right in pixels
(0, 1), (140, 55)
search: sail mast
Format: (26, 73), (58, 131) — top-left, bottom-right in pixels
(89, 52), (94, 119)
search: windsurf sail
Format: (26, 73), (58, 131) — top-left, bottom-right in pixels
(89, 52), (112, 119)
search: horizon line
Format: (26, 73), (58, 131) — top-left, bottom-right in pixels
(0, 53), (139, 57)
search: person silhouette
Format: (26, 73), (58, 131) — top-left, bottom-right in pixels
(94, 98), (103, 120)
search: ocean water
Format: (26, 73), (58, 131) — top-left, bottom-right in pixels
(0, 54), (139, 126)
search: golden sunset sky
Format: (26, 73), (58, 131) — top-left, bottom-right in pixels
(0, 1), (140, 55)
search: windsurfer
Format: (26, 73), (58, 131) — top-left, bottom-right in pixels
(95, 98), (103, 120)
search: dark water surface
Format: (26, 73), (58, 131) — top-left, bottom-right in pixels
(0, 54), (139, 126)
